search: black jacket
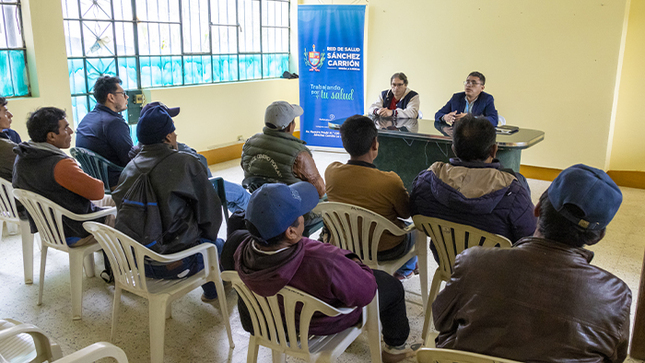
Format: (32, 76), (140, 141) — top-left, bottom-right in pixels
(113, 143), (222, 254)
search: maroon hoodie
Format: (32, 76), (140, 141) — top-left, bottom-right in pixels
(234, 236), (377, 335)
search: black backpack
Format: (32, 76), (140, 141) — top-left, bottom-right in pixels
(114, 154), (175, 254)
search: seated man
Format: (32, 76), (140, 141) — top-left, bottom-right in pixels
(411, 115), (536, 259)
(13, 107), (106, 246)
(0, 97), (20, 181)
(368, 72), (420, 119)
(326, 115), (416, 280)
(435, 71), (499, 126)
(112, 104), (224, 302)
(241, 101), (325, 198)
(234, 182), (417, 363)
(131, 102), (250, 213)
(433, 164), (631, 363)
(76, 76), (132, 187)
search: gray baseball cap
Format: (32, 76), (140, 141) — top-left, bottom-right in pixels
(264, 101), (304, 130)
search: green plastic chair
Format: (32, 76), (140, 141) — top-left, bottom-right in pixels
(70, 147), (124, 194)
(208, 176), (229, 222)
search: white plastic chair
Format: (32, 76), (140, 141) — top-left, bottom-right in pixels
(12, 189), (116, 320)
(0, 319), (128, 363)
(83, 222), (234, 363)
(0, 178), (35, 284)
(497, 115), (506, 126)
(221, 270), (382, 363)
(313, 202), (429, 308)
(412, 216), (512, 345)
(416, 348), (522, 363)
(53, 342), (129, 363)
(0, 318), (62, 363)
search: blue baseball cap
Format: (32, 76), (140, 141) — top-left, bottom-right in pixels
(137, 104), (176, 145)
(245, 182), (319, 240)
(547, 164), (622, 230)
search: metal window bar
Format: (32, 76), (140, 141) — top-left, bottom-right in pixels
(1, 1), (30, 97)
(62, 0), (289, 99)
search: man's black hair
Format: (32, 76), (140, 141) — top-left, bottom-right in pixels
(93, 76), (122, 104)
(245, 217), (301, 247)
(340, 114), (377, 157)
(0, 97), (7, 107)
(468, 71), (486, 85)
(27, 107), (66, 142)
(537, 191), (604, 248)
(391, 72), (408, 85)
(452, 114), (496, 162)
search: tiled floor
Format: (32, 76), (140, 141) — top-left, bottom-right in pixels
(1, 149), (644, 362)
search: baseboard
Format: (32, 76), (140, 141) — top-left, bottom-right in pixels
(199, 143), (244, 166)
(520, 165), (645, 189)
(519, 165), (563, 182)
(198, 131), (301, 165)
(607, 170), (645, 190)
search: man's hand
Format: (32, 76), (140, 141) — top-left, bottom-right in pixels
(454, 112), (467, 121)
(377, 108), (394, 117)
(443, 110), (458, 125)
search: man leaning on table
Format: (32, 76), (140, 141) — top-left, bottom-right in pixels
(435, 71), (499, 126)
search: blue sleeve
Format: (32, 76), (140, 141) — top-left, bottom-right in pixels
(482, 95), (499, 126)
(105, 119), (134, 166)
(435, 95), (456, 122)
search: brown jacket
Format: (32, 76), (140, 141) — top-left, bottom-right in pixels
(433, 237), (632, 363)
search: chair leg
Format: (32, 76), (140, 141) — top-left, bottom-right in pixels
(83, 252), (95, 278)
(6, 221), (19, 235)
(366, 296), (383, 363)
(214, 276), (235, 348)
(165, 302), (172, 319)
(272, 350), (287, 363)
(246, 337), (259, 363)
(417, 232), (429, 310)
(69, 251), (86, 320)
(110, 287), (122, 342)
(149, 296), (169, 363)
(422, 271), (444, 342)
(38, 245), (48, 306)
(20, 221), (34, 284)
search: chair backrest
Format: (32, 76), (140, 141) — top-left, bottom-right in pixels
(208, 176), (229, 221)
(12, 189), (73, 250)
(416, 348), (523, 363)
(70, 147), (124, 193)
(497, 115), (506, 126)
(314, 202), (408, 265)
(83, 221), (170, 295)
(412, 215), (512, 276)
(0, 178), (20, 223)
(221, 270), (358, 358)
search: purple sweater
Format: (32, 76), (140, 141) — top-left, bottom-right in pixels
(234, 236), (377, 335)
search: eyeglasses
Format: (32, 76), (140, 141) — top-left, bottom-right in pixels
(463, 81), (481, 86)
(391, 83), (405, 87)
(112, 91), (127, 97)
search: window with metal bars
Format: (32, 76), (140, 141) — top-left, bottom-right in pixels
(62, 0), (290, 124)
(0, 0), (30, 97)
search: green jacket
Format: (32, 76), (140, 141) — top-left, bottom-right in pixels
(241, 127), (311, 187)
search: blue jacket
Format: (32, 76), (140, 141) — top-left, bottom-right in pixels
(76, 105), (133, 187)
(410, 158), (536, 243)
(435, 91), (498, 126)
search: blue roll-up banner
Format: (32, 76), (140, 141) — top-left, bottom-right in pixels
(298, 5), (365, 148)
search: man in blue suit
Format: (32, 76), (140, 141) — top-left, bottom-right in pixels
(435, 71), (498, 126)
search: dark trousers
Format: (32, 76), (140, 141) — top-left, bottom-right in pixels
(374, 269), (410, 347)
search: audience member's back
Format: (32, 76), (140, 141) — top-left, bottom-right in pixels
(410, 115), (536, 243)
(326, 115), (417, 280)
